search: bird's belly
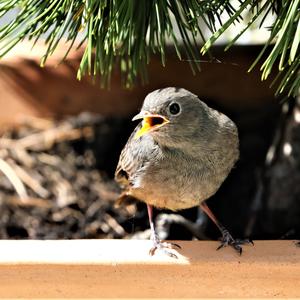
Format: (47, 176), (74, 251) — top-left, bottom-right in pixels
(132, 185), (201, 211)
(131, 168), (214, 211)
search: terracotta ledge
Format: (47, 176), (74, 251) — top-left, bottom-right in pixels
(0, 240), (298, 298)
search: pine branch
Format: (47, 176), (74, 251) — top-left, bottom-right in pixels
(0, 1), (299, 97)
(202, 0), (300, 97)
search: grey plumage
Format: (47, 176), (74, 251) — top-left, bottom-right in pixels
(115, 87), (239, 211)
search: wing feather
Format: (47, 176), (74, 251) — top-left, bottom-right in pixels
(115, 123), (143, 189)
(115, 123), (158, 197)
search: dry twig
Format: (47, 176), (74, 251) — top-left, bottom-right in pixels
(0, 157), (28, 202)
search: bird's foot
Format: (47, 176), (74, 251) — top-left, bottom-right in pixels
(217, 229), (254, 255)
(149, 234), (181, 258)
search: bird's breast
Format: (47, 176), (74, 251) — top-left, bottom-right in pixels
(130, 156), (213, 210)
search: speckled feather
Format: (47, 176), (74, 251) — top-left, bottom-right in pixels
(115, 87), (239, 211)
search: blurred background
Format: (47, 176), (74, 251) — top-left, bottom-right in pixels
(0, 2), (299, 242)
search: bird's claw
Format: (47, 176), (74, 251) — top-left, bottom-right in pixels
(217, 230), (253, 255)
(149, 236), (180, 258)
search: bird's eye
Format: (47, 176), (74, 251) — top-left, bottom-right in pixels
(169, 102), (181, 115)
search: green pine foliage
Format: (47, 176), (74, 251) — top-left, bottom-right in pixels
(0, 1), (299, 96)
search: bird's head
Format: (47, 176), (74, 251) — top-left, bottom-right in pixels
(132, 87), (213, 148)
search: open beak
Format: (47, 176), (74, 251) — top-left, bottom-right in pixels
(132, 111), (169, 139)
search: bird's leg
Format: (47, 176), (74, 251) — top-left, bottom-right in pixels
(147, 204), (181, 258)
(200, 201), (253, 255)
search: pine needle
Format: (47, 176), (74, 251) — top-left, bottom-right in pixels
(0, 0), (299, 96)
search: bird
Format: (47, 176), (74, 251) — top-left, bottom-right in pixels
(115, 87), (249, 257)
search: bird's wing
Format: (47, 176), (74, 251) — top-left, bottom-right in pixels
(115, 123), (156, 206)
(115, 123), (148, 189)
